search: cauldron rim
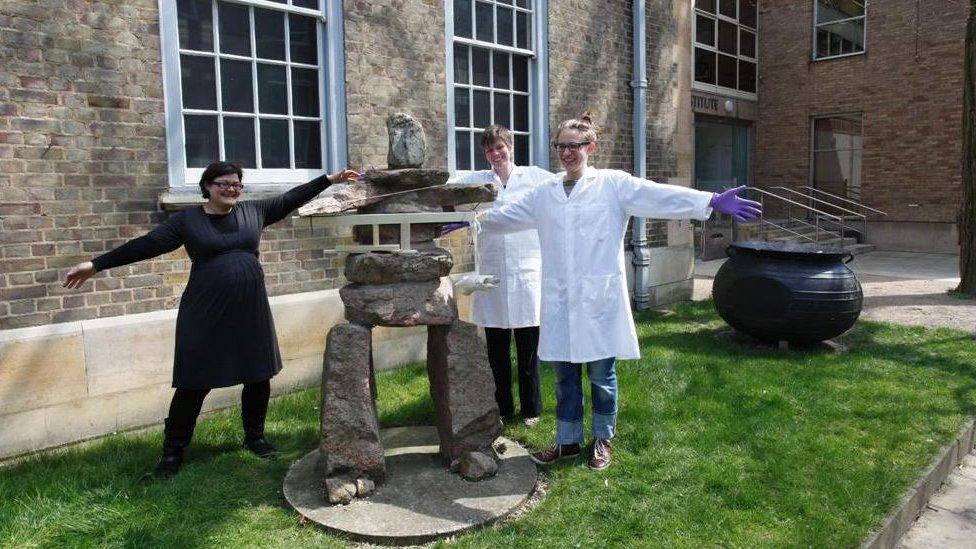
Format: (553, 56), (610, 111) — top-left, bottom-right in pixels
(727, 241), (851, 261)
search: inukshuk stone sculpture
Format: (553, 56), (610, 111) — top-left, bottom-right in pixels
(299, 114), (502, 505)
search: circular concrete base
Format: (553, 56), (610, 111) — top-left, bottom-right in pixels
(283, 426), (537, 545)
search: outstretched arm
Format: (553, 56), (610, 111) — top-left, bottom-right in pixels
(614, 172), (716, 220)
(475, 185), (540, 234)
(259, 169), (360, 226)
(708, 185), (762, 221)
(64, 212), (185, 289)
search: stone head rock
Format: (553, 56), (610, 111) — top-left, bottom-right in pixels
(387, 113), (426, 168)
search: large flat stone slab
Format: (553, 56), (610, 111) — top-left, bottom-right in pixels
(283, 426), (537, 545)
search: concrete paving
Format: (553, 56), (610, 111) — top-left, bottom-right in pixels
(694, 250), (975, 548)
(282, 426), (536, 545)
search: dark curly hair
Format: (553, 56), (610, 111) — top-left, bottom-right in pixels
(198, 161), (243, 198)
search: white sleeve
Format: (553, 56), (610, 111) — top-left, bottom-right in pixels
(611, 171), (714, 220)
(476, 185), (540, 234)
(447, 169), (494, 184)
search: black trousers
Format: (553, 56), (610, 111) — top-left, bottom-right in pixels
(162, 380), (271, 453)
(484, 326), (542, 418)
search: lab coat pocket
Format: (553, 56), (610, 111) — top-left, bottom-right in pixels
(541, 277), (567, 322)
(579, 206), (609, 241)
(580, 275), (618, 321)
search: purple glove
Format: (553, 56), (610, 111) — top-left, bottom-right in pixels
(438, 222), (469, 237)
(709, 185), (762, 222)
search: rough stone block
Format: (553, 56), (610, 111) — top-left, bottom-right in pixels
(426, 319), (503, 461)
(319, 323), (384, 481)
(340, 278), (456, 327)
(344, 249), (453, 284)
(386, 113), (426, 168)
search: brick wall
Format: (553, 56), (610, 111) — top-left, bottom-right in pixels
(756, 0), (967, 223)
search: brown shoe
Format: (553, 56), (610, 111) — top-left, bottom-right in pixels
(589, 438), (612, 470)
(530, 442), (581, 465)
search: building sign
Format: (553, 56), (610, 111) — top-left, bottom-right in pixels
(692, 93), (723, 115)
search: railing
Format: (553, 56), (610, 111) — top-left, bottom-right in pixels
(735, 187), (849, 244)
(771, 186), (867, 241)
(798, 186), (888, 217)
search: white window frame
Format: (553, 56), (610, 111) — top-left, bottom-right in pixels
(692, 0), (759, 101)
(445, 0), (550, 175)
(809, 112), (863, 201)
(812, 0), (867, 61)
(159, 0), (347, 192)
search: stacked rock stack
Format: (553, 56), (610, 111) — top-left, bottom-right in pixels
(300, 114), (504, 505)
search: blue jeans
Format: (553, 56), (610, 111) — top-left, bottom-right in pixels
(552, 357), (617, 444)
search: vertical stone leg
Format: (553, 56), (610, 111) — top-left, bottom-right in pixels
(319, 323), (385, 482)
(426, 319), (503, 463)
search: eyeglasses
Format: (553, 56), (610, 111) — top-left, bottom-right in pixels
(210, 182), (244, 191)
(551, 141), (591, 152)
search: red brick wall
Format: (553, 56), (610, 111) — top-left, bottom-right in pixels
(756, 0), (967, 223)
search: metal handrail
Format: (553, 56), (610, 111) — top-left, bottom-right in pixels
(770, 186), (866, 220)
(737, 187), (847, 244)
(798, 186), (888, 216)
(757, 218), (818, 243)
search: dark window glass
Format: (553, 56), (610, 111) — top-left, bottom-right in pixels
(255, 8), (285, 60)
(513, 94), (528, 131)
(223, 116), (256, 167)
(740, 0), (757, 28)
(497, 7), (513, 46)
(455, 131), (471, 170)
(475, 1), (493, 42)
(180, 55), (217, 110)
(473, 90), (491, 127)
(454, 0), (472, 38)
(472, 48), (490, 86)
(291, 67), (319, 117)
(474, 146), (489, 169)
(516, 11), (530, 49)
(177, 0), (213, 52)
(738, 61), (756, 93)
(830, 32), (842, 56)
(260, 119), (289, 168)
(493, 51), (510, 89)
(454, 44), (469, 84)
(816, 0), (864, 24)
(718, 20), (737, 55)
(494, 92), (510, 128)
(516, 0), (530, 7)
(717, 53), (737, 88)
(184, 115), (218, 167)
(817, 19), (864, 57)
(816, 28), (830, 58)
(498, 0), (512, 4)
(514, 133), (528, 165)
(694, 47), (716, 85)
(740, 29), (756, 58)
(455, 89), (470, 127)
(293, 0), (318, 8)
(512, 56), (528, 91)
(218, 2), (250, 56)
(697, 0), (715, 13)
(220, 59), (253, 112)
(719, 0), (735, 18)
(257, 63), (287, 114)
(696, 14), (715, 46)
(289, 14), (317, 64)
(293, 120), (321, 168)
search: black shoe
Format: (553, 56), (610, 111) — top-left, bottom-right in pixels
(152, 454), (183, 479)
(243, 437), (279, 459)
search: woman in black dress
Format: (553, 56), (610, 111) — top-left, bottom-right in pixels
(63, 161), (360, 478)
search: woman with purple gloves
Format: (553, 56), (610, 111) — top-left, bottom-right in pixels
(476, 114), (761, 470)
(450, 125), (554, 427)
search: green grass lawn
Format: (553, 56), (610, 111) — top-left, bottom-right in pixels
(2, 300), (975, 548)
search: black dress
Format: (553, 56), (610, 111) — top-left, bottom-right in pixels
(92, 176), (331, 389)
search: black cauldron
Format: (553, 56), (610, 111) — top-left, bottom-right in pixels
(712, 241), (863, 344)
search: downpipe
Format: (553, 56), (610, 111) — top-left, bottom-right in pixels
(630, 0), (650, 310)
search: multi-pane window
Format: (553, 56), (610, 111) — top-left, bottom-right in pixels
(451, 0), (534, 170)
(812, 114), (863, 200)
(694, 0), (758, 96)
(174, 0), (325, 175)
(813, 0), (865, 60)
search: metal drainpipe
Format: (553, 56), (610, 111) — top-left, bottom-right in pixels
(630, 0), (650, 310)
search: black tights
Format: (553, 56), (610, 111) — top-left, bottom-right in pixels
(162, 380), (271, 453)
(484, 326), (542, 418)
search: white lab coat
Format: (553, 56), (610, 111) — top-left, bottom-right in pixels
(452, 165), (553, 328)
(478, 167), (714, 363)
